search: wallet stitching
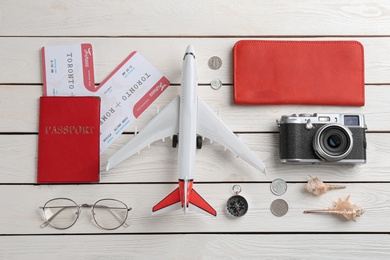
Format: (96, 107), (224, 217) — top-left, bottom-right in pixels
(233, 40), (365, 105)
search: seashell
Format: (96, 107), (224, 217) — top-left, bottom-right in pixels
(305, 176), (346, 196)
(304, 195), (365, 221)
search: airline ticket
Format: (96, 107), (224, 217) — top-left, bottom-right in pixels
(42, 44), (95, 96)
(97, 52), (170, 154)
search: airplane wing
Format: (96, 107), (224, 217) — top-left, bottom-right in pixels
(196, 97), (266, 174)
(106, 96), (180, 171)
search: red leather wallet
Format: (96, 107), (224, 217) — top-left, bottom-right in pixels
(233, 40), (365, 106)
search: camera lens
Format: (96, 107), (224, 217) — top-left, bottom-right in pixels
(313, 124), (353, 161)
(327, 134), (342, 148)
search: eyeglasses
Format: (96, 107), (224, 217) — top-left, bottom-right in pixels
(39, 198), (132, 230)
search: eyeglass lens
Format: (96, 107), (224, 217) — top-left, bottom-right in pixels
(43, 198), (79, 229)
(93, 199), (129, 230)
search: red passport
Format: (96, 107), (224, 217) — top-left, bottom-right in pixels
(233, 40), (365, 106)
(37, 97), (100, 183)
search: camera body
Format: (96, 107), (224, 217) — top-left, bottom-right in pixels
(278, 113), (367, 164)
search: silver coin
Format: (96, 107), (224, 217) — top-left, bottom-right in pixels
(270, 178), (287, 196)
(210, 78), (222, 90)
(270, 199), (288, 217)
(208, 56), (222, 70)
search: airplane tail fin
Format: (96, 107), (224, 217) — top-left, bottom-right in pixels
(189, 189), (217, 216)
(152, 181), (217, 216)
(152, 188), (181, 213)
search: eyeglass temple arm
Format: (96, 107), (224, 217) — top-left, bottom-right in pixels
(39, 206), (78, 228)
(94, 205), (132, 228)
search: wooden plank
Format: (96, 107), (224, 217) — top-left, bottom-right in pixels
(0, 37), (388, 84)
(0, 85), (389, 133)
(0, 133), (388, 183)
(0, 183), (386, 234)
(1, 1), (390, 36)
(1, 234), (390, 258)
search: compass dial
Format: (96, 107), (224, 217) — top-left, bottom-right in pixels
(226, 195), (248, 217)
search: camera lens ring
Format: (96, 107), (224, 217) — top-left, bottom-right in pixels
(313, 123), (353, 162)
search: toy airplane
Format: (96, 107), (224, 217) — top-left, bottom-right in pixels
(106, 45), (266, 216)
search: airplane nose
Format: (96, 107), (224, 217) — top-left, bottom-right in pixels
(186, 45), (195, 54)
(184, 45), (195, 59)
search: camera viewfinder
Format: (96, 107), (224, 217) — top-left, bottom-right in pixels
(344, 115), (360, 126)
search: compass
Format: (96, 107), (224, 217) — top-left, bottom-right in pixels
(226, 185), (248, 217)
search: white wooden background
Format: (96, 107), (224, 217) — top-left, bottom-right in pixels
(1, 0), (390, 258)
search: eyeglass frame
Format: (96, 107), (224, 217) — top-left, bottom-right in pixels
(39, 198), (132, 230)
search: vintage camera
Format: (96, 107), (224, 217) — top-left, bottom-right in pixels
(277, 113), (367, 164)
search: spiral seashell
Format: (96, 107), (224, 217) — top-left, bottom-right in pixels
(305, 176), (346, 196)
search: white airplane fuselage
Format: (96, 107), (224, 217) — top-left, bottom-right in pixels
(179, 47), (197, 182)
(178, 46), (198, 212)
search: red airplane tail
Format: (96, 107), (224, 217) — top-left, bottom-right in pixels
(152, 180), (217, 216)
